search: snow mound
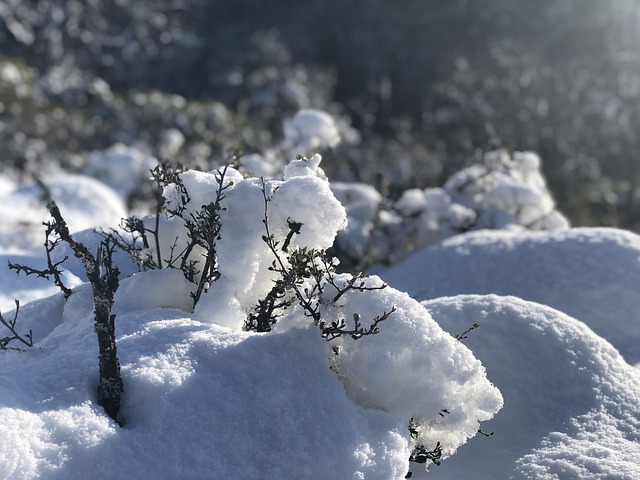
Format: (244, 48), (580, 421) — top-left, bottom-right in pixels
(0, 305), (410, 480)
(418, 295), (640, 480)
(0, 274), (502, 479)
(375, 228), (640, 364)
(2, 174), (127, 245)
(310, 277), (503, 459)
(84, 143), (158, 202)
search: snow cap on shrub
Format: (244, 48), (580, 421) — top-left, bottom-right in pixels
(195, 156), (347, 329)
(315, 275), (503, 459)
(444, 149), (569, 230)
(283, 153), (327, 180)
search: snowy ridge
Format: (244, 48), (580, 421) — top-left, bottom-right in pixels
(375, 227), (640, 364)
(420, 295), (640, 480)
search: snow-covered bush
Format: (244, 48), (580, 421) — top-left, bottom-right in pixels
(235, 108), (348, 180)
(332, 149), (569, 269)
(3, 154), (502, 477)
(444, 150), (568, 231)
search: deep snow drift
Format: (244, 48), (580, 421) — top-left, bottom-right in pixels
(374, 228), (640, 365)
(374, 227), (640, 478)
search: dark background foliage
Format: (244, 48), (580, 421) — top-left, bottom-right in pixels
(2, 0), (640, 228)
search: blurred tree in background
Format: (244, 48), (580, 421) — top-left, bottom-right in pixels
(1, 0), (640, 229)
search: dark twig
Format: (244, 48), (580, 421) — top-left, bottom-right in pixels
(46, 200), (124, 424)
(0, 300), (32, 350)
(251, 178), (394, 341)
(453, 322), (480, 341)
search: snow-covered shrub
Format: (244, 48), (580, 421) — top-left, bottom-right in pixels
(444, 150), (569, 231)
(332, 149), (569, 269)
(233, 108), (348, 181)
(3, 151), (503, 476)
(96, 154), (502, 472)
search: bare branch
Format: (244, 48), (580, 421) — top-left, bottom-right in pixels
(0, 300), (33, 350)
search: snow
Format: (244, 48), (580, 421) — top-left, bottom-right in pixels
(84, 143), (158, 202)
(0, 155), (507, 478)
(416, 295), (640, 480)
(374, 228), (640, 365)
(0, 143), (639, 479)
(0, 174), (127, 247)
(282, 109), (341, 154)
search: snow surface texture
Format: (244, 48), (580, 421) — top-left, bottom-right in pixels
(0, 156), (502, 479)
(416, 295), (640, 480)
(333, 149), (569, 269)
(0, 291), (410, 480)
(374, 228), (640, 365)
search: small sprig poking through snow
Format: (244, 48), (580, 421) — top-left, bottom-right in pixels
(453, 322), (480, 341)
(0, 300), (33, 350)
(319, 309), (395, 341)
(246, 178), (395, 340)
(326, 271), (388, 304)
(105, 163), (191, 275)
